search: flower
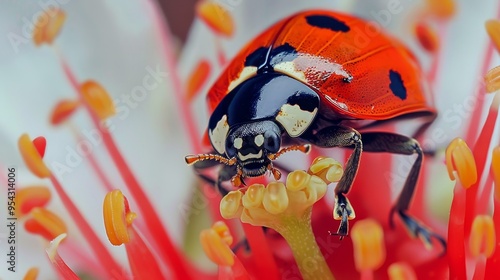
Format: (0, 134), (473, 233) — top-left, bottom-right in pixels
(2, 0), (500, 279)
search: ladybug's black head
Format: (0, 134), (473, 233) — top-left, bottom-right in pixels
(224, 120), (281, 177)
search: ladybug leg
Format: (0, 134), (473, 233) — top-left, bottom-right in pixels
(361, 132), (446, 251)
(192, 160), (237, 196)
(306, 125), (362, 238)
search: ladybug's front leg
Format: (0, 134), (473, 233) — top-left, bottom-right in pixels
(361, 132), (446, 251)
(306, 125), (362, 238)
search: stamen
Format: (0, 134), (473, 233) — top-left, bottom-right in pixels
(23, 267), (39, 280)
(485, 66), (500, 93)
(24, 208), (67, 242)
(186, 60), (211, 101)
(196, 1), (235, 37)
(103, 190), (137, 246)
(220, 190), (244, 219)
(388, 262), (417, 280)
(185, 154), (236, 165)
(46, 234), (79, 280)
(425, 0), (456, 19)
(262, 182), (289, 215)
(268, 144), (311, 160)
(309, 156), (343, 183)
(17, 186), (51, 217)
(200, 221), (234, 266)
(470, 215), (496, 258)
(486, 20), (500, 54)
(351, 219), (386, 274)
(445, 138), (477, 188)
(32, 9), (66, 46)
(242, 184), (265, 208)
(80, 80), (116, 121)
(415, 21), (440, 53)
(50, 99), (80, 125)
(493, 147), (500, 200)
(18, 134), (50, 178)
(32, 137), (46, 158)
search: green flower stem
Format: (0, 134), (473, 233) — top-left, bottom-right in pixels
(275, 208), (334, 280)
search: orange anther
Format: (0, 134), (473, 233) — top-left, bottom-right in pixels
(200, 221), (234, 266)
(415, 21), (439, 53)
(388, 262), (417, 280)
(23, 267), (39, 280)
(103, 190), (136, 246)
(196, 1), (235, 37)
(18, 134), (50, 178)
(24, 208), (67, 241)
(33, 9), (66, 46)
(81, 80), (116, 121)
(445, 138), (477, 188)
(187, 60), (211, 101)
(17, 186), (51, 217)
(485, 66), (500, 94)
(351, 219), (386, 272)
(470, 215), (496, 258)
(50, 99), (80, 125)
(425, 0), (456, 19)
(486, 20), (500, 55)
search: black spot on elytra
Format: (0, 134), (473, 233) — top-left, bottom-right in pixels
(245, 43), (298, 73)
(305, 15), (350, 32)
(389, 70), (407, 100)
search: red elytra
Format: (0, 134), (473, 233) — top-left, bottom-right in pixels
(207, 10), (435, 121)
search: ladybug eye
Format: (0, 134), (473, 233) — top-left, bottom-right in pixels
(263, 131), (280, 153)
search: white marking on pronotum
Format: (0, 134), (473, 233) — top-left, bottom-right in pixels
(228, 66), (258, 91)
(238, 150), (263, 161)
(234, 138), (243, 149)
(276, 104), (318, 137)
(273, 61), (307, 83)
(209, 114), (229, 154)
(254, 134), (264, 147)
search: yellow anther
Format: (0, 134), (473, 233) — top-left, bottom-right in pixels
(212, 221), (233, 246)
(103, 190), (136, 246)
(18, 134), (50, 178)
(242, 184), (265, 208)
(286, 170), (311, 192)
(309, 156), (343, 183)
(486, 20), (500, 55)
(50, 99), (80, 125)
(196, 1), (235, 37)
(445, 138), (477, 188)
(32, 9), (66, 46)
(24, 208), (67, 241)
(425, 0), (456, 19)
(388, 262), (417, 280)
(262, 182), (289, 215)
(17, 186), (51, 217)
(485, 66), (500, 94)
(470, 215), (496, 258)
(493, 147), (500, 200)
(351, 219), (386, 272)
(220, 190), (243, 219)
(200, 221), (234, 266)
(23, 267), (39, 280)
(81, 80), (116, 121)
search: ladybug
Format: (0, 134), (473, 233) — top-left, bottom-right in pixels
(186, 10), (444, 248)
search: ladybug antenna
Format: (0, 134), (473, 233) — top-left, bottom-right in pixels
(268, 144), (311, 161)
(185, 154), (237, 166)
